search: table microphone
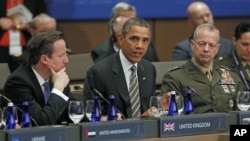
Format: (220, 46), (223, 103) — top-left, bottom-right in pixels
(186, 86), (217, 112)
(91, 88), (125, 119)
(0, 93), (39, 126)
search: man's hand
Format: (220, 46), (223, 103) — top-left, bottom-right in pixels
(50, 67), (69, 92)
(0, 18), (14, 30)
(160, 92), (171, 111)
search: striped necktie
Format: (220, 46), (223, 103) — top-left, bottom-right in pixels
(43, 82), (50, 103)
(129, 66), (141, 117)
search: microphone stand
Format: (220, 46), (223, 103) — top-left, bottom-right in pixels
(91, 88), (126, 119)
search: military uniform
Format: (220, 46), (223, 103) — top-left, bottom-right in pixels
(161, 60), (246, 113)
(215, 51), (250, 90)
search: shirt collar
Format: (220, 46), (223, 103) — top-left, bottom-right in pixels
(31, 67), (47, 86)
(119, 50), (138, 72)
(191, 57), (213, 74)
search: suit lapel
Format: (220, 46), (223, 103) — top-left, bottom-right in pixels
(137, 63), (146, 98)
(112, 54), (132, 115)
(26, 65), (47, 105)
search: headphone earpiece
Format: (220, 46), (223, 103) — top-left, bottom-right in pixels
(111, 22), (117, 43)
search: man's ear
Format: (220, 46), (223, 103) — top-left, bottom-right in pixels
(40, 54), (49, 65)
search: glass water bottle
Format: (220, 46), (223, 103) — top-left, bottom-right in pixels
(21, 101), (32, 128)
(168, 91), (178, 116)
(91, 96), (101, 122)
(184, 89), (194, 115)
(107, 95), (117, 121)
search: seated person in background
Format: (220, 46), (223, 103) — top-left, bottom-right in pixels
(84, 18), (156, 118)
(29, 13), (72, 55)
(94, 15), (129, 62)
(3, 30), (75, 126)
(28, 13), (56, 36)
(0, 0), (48, 72)
(11, 13), (58, 70)
(161, 24), (245, 113)
(91, 2), (159, 62)
(215, 21), (250, 90)
(172, 1), (234, 61)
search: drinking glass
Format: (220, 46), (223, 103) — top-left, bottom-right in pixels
(149, 96), (163, 117)
(85, 100), (102, 121)
(68, 101), (84, 124)
(176, 95), (184, 115)
(236, 91), (250, 111)
(0, 108), (3, 129)
(2, 106), (18, 127)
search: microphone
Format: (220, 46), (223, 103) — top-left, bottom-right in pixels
(186, 86), (217, 112)
(91, 88), (125, 119)
(0, 93), (39, 126)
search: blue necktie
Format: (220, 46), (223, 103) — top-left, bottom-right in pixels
(43, 82), (50, 103)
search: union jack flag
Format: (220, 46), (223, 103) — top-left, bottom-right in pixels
(164, 123), (175, 132)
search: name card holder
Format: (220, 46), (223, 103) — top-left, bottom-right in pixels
(1, 125), (66, 141)
(160, 113), (227, 137)
(0, 132), (6, 141)
(81, 119), (144, 141)
(230, 111), (250, 125)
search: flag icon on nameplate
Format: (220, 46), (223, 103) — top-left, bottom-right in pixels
(164, 123), (175, 132)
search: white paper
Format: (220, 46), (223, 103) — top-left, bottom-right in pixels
(7, 4), (33, 24)
(9, 30), (22, 55)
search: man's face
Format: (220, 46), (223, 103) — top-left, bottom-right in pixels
(46, 39), (69, 72)
(190, 28), (220, 67)
(121, 25), (151, 64)
(37, 18), (56, 32)
(234, 32), (250, 62)
(189, 5), (214, 28)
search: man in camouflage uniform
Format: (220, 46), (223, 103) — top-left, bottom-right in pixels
(161, 24), (246, 113)
(215, 21), (250, 91)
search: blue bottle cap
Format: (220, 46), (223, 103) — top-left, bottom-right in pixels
(109, 95), (115, 99)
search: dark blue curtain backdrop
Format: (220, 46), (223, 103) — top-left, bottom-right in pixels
(45, 0), (250, 20)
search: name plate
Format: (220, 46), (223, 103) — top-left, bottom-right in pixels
(81, 119), (144, 141)
(160, 113), (227, 137)
(5, 125), (65, 141)
(237, 111), (250, 125)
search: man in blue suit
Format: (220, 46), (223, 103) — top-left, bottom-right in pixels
(172, 1), (233, 61)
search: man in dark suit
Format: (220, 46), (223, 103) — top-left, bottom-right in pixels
(91, 2), (159, 62)
(3, 30), (75, 126)
(172, 1), (234, 60)
(84, 18), (156, 118)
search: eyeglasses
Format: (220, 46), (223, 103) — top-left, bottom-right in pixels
(193, 40), (219, 49)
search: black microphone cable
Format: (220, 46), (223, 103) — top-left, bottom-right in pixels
(91, 88), (126, 119)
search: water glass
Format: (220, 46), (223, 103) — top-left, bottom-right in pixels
(2, 106), (18, 127)
(149, 96), (163, 117)
(236, 91), (250, 111)
(0, 108), (3, 129)
(176, 95), (184, 115)
(85, 100), (101, 121)
(68, 101), (84, 124)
